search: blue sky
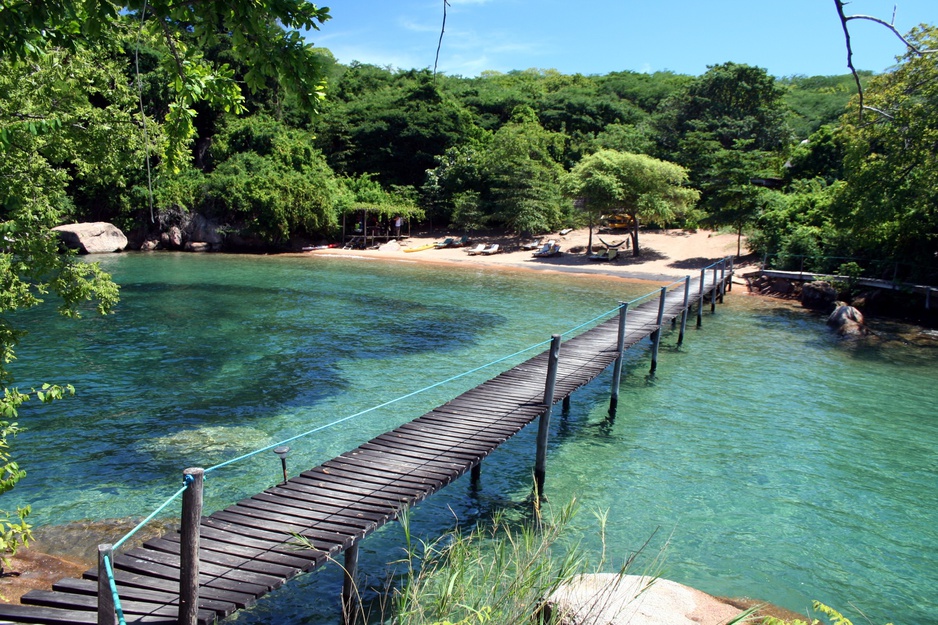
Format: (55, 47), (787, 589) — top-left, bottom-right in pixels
(313, 0), (935, 78)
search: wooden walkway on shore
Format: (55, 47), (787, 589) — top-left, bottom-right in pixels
(0, 264), (732, 625)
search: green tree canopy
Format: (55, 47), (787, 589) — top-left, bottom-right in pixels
(563, 150), (699, 255)
(832, 25), (938, 276)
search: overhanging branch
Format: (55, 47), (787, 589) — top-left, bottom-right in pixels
(833, 0), (934, 123)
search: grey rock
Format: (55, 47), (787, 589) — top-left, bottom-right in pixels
(52, 222), (127, 254)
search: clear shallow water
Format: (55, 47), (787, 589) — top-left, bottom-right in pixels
(8, 253), (938, 625)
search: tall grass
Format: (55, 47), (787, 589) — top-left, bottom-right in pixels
(296, 497), (760, 624)
(373, 497), (687, 625)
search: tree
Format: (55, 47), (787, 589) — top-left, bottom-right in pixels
(483, 107), (568, 235)
(0, 0), (331, 561)
(563, 150), (699, 255)
(315, 70), (469, 188)
(0, 1), (331, 171)
(655, 63), (791, 205)
(832, 25), (938, 276)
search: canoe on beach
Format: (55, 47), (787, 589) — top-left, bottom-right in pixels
(403, 243), (436, 253)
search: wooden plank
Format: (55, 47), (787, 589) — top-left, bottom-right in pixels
(0, 604), (176, 625)
(21, 590), (217, 622)
(52, 576), (237, 615)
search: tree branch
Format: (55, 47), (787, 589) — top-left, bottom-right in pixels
(833, 0), (935, 122)
(433, 0), (450, 78)
(834, 0), (866, 120)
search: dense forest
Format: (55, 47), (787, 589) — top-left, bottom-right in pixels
(2, 14), (936, 283)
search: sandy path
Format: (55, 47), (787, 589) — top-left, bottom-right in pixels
(303, 227), (753, 283)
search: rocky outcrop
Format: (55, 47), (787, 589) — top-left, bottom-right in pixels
(542, 574), (743, 625)
(828, 302), (869, 337)
(52, 222), (127, 254)
(186, 213), (223, 246)
(800, 280), (838, 311)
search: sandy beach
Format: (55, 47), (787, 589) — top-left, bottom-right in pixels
(302, 227), (754, 284)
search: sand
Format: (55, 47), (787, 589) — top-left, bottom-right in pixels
(303, 227), (755, 284)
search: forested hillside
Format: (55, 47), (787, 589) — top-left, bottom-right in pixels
(3, 11), (936, 282)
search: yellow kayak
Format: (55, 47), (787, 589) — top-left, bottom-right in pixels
(403, 243), (435, 253)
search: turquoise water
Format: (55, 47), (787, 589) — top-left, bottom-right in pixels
(8, 253), (938, 624)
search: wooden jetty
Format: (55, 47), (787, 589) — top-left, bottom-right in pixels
(0, 262), (733, 625)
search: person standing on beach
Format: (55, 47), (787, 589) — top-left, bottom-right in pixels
(394, 215), (402, 238)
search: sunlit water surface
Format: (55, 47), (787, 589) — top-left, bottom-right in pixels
(9, 253), (937, 625)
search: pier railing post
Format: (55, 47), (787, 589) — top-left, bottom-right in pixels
(180, 467), (204, 625)
(609, 302), (629, 414)
(649, 287), (667, 374)
(727, 257), (734, 292)
(97, 544), (117, 625)
(711, 266), (718, 313)
(342, 543), (360, 625)
(697, 268), (705, 328)
(719, 259), (726, 303)
(535, 334), (562, 497)
(678, 276), (690, 346)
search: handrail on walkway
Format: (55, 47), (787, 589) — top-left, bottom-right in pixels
(91, 257), (734, 625)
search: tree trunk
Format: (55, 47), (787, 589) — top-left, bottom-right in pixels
(736, 223), (742, 259)
(587, 212), (594, 255)
(631, 214), (641, 256)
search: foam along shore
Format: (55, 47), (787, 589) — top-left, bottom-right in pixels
(302, 227), (750, 283)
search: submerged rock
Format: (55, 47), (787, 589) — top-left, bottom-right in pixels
(543, 574), (744, 625)
(827, 302), (869, 338)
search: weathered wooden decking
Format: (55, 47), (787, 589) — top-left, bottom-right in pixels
(0, 267), (731, 625)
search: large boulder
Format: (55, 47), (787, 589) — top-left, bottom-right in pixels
(52, 222), (127, 254)
(542, 574), (744, 625)
(186, 213), (223, 245)
(800, 280), (838, 311)
(827, 302), (868, 337)
(161, 225), (184, 249)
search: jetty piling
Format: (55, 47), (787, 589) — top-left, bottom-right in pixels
(697, 268), (705, 328)
(649, 286), (667, 374)
(179, 468), (204, 625)
(678, 276), (690, 346)
(96, 545), (116, 625)
(535, 334), (562, 497)
(608, 302), (629, 415)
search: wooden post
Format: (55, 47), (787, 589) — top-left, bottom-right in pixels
(470, 462), (481, 485)
(926, 287), (932, 311)
(697, 268), (705, 328)
(649, 286), (667, 374)
(719, 259), (726, 303)
(711, 266), (718, 313)
(727, 257), (734, 291)
(535, 334), (562, 497)
(609, 302), (629, 414)
(97, 544), (117, 625)
(342, 543), (360, 625)
(179, 467), (204, 625)
(562, 396), (571, 412)
(678, 276), (690, 346)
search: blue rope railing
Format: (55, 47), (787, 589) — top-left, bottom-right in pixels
(98, 260), (732, 619)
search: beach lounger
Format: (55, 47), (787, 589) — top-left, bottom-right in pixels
(532, 240), (555, 256)
(480, 243), (500, 255)
(465, 244), (485, 255)
(435, 237), (455, 249)
(521, 238), (542, 251)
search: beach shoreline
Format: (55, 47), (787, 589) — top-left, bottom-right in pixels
(294, 227), (757, 284)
